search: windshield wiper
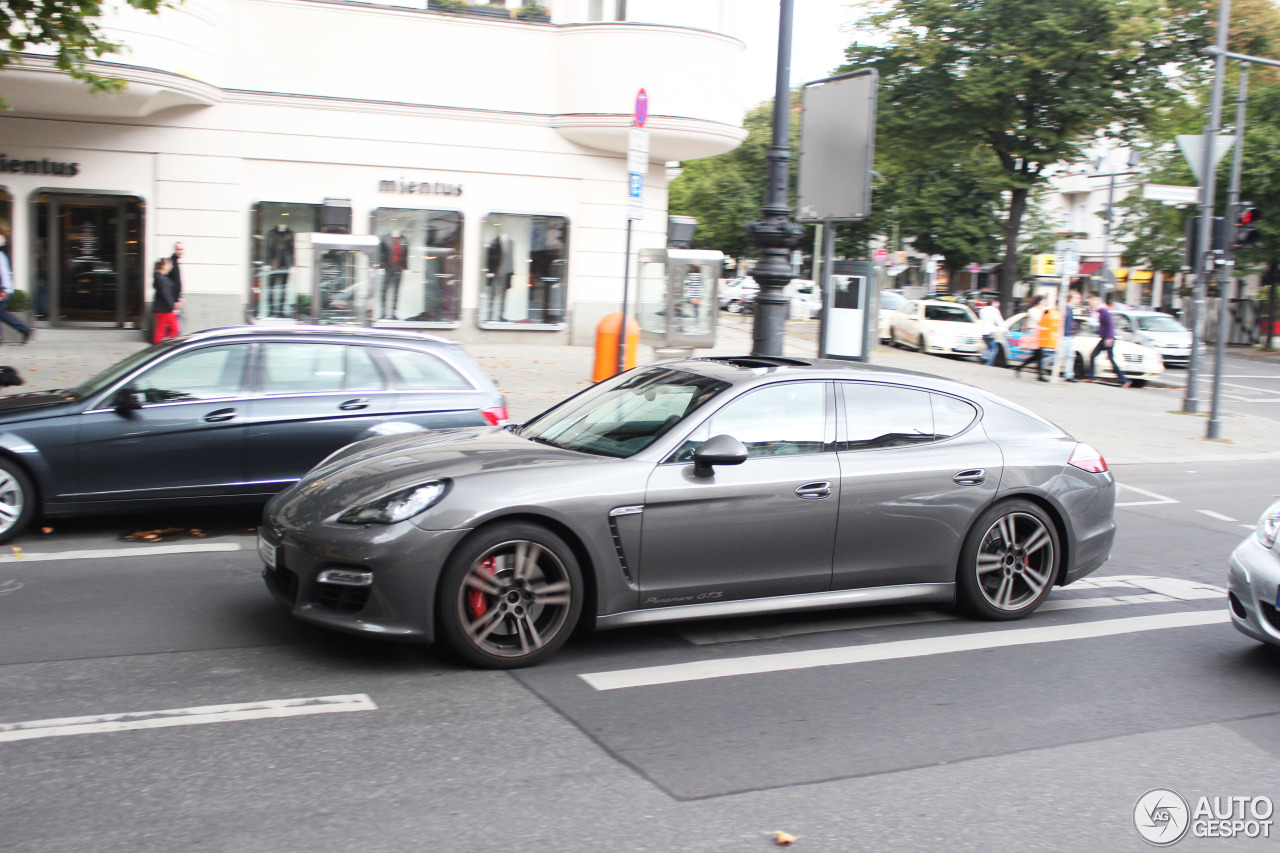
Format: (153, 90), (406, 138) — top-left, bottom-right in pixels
(522, 434), (562, 449)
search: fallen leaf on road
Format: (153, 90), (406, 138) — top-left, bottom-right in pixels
(11, 546), (22, 560)
(772, 831), (798, 846)
(40, 527), (53, 534)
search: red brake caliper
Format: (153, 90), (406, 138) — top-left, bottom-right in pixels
(467, 558), (496, 620)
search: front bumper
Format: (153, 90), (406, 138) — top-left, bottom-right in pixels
(1227, 535), (1280, 647)
(260, 498), (471, 644)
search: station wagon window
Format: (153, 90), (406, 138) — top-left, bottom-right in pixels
(932, 394), (978, 439)
(679, 382), (827, 459)
(259, 343), (387, 394)
(134, 345), (248, 403)
(841, 383), (935, 449)
(380, 348), (471, 390)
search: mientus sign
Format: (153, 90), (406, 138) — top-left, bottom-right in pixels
(378, 178), (462, 197)
(0, 154), (80, 176)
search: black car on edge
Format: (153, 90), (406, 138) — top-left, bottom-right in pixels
(0, 326), (506, 542)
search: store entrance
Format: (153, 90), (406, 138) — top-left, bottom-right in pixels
(34, 194), (144, 326)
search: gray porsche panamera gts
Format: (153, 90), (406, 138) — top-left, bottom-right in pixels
(260, 355), (1117, 668)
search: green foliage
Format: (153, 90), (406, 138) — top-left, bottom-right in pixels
(840, 0), (1206, 296)
(516, 1), (548, 19)
(5, 289), (29, 312)
(0, 0), (170, 109)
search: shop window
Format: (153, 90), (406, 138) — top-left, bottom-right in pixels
(480, 214), (568, 329)
(370, 208), (462, 325)
(251, 202), (320, 321)
(0, 189), (10, 298)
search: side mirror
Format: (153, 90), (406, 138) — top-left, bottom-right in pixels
(112, 387), (144, 412)
(692, 434), (748, 478)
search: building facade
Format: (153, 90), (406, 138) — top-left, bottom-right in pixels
(0, 0), (757, 342)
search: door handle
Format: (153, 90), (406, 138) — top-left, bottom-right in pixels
(795, 481), (832, 500)
(204, 408), (236, 423)
(339, 399), (370, 411)
(953, 468), (986, 486)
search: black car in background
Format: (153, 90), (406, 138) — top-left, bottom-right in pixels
(0, 326), (506, 542)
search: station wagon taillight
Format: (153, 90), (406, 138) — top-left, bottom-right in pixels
(1068, 443), (1108, 474)
(482, 406), (509, 426)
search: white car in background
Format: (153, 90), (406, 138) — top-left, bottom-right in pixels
(879, 290), (906, 341)
(718, 277), (758, 314)
(888, 299), (984, 357)
(996, 311), (1165, 385)
(1109, 309), (1196, 368)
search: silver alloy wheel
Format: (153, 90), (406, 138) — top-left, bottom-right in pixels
(726, 300), (743, 314)
(456, 538), (574, 660)
(0, 467), (27, 537)
(974, 511), (1056, 611)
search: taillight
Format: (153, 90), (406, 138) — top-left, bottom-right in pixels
(482, 406), (509, 426)
(1068, 443), (1108, 473)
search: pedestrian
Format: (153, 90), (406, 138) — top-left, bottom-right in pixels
(152, 257), (181, 343)
(169, 242), (184, 334)
(1085, 295), (1132, 387)
(977, 297), (1004, 365)
(1013, 295), (1046, 379)
(1060, 289), (1082, 382)
(0, 226), (32, 345)
(1038, 300), (1062, 383)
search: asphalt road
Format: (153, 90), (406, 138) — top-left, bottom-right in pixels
(2, 459), (1278, 852)
(1152, 355), (1280, 423)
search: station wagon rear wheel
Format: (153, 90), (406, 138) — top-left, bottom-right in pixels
(0, 457), (35, 544)
(437, 522), (583, 668)
(956, 500), (1059, 620)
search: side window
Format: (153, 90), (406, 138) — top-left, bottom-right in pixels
(134, 345), (248, 404)
(1115, 314), (1133, 332)
(841, 383), (935, 449)
(678, 382), (827, 460)
(932, 394), (978, 439)
(1009, 316), (1025, 332)
(260, 343), (345, 394)
(381, 348), (472, 390)
(345, 346), (385, 392)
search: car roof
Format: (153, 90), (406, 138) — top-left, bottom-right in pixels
(652, 355), (981, 396)
(179, 325), (462, 348)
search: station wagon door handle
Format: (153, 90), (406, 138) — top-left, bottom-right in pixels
(339, 399), (370, 411)
(795, 481), (833, 500)
(953, 468), (986, 486)
(204, 408), (237, 423)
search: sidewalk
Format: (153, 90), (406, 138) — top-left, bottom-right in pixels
(3, 320), (1276, 466)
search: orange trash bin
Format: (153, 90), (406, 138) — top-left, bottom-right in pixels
(592, 312), (639, 382)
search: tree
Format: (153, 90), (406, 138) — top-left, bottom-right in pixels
(0, 0), (168, 109)
(839, 0), (1207, 309)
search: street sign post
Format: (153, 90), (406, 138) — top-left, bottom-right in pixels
(618, 90), (650, 373)
(1143, 184), (1201, 205)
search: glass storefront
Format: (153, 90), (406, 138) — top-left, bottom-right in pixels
(32, 193), (144, 326)
(0, 190), (10, 299)
(480, 213), (568, 328)
(370, 208), (462, 325)
(251, 202), (320, 320)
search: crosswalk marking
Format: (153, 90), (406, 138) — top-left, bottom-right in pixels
(1115, 484), (1179, 507)
(582, 611), (1229, 692)
(1197, 509), (1238, 522)
(0, 694), (376, 743)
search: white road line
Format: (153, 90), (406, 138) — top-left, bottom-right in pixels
(0, 543), (243, 563)
(1242, 524), (1259, 530)
(0, 694), (376, 743)
(1197, 510), (1238, 522)
(1115, 484), (1180, 507)
(582, 610), (1228, 691)
(680, 576), (1224, 645)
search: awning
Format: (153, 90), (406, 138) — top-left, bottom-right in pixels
(1079, 261), (1104, 275)
(1131, 270), (1154, 282)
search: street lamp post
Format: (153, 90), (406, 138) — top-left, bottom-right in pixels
(747, 0), (804, 357)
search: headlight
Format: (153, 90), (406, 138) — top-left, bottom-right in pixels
(1255, 499), (1280, 549)
(337, 480), (449, 525)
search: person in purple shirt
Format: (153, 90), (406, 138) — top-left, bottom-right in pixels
(1085, 295), (1131, 387)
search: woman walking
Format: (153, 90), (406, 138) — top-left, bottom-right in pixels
(1014, 295), (1047, 380)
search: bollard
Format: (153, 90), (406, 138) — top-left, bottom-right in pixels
(592, 312), (639, 382)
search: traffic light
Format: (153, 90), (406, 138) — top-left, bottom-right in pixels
(1184, 215), (1229, 270)
(1234, 203), (1261, 250)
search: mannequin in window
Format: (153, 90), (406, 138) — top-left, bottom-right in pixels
(264, 223), (294, 317)
(379, 227), (408, 319)
(486, 225), (514, 322)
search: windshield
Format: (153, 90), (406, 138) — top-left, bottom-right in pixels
(1135, 315), (1187, 333)
(70, 342), (171, 399)
(519, 367), (730, 458)
(880, 291), (905, 310)
(925, 304), (975, 323)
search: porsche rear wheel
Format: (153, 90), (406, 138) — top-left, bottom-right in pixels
(956, 500), (1060, 620)
(437, 522), (583, 668)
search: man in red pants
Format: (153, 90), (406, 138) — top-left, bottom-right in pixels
(152, 257), (181, 343)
